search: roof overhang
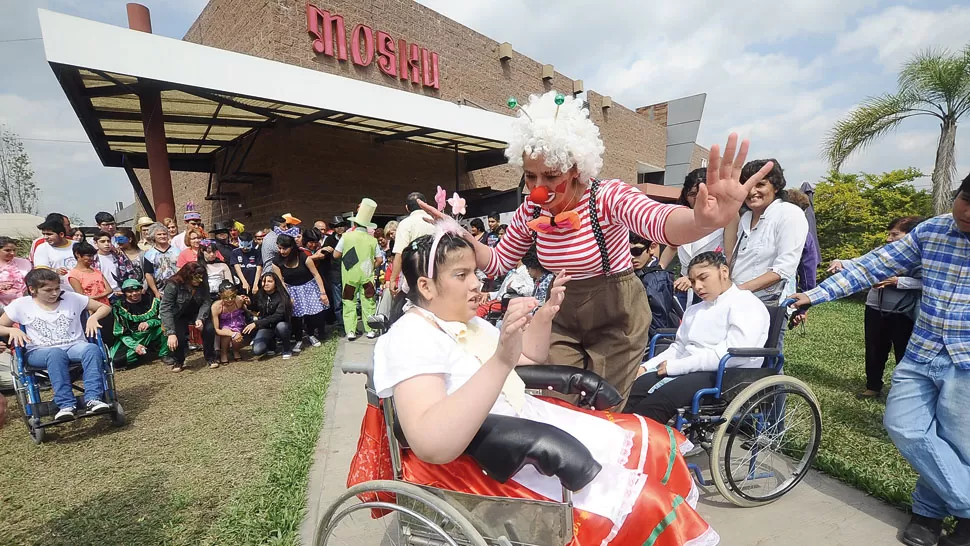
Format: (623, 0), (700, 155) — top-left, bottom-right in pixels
(38, 9), (513, 173)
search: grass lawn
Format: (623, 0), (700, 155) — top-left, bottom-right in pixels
(784, 298), (917, 508)
(0, 337), (336, 546)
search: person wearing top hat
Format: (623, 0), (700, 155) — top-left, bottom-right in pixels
(210, 221), (237, 263)
(333, 199), (383, 340)
(110, 278), (170, 367)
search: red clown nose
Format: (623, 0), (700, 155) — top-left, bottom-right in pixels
(530, 186), (550, 203)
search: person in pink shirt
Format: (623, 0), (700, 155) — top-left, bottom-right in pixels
(0, 237), (31, 310)
(67, 242), (113, 306)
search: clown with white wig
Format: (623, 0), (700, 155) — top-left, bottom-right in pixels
(423, 91), (773, 404)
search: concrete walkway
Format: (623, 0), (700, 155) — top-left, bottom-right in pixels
(301, 338), (909, 546)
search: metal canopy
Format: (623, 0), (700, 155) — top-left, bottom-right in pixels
(39, 9), (513, 174)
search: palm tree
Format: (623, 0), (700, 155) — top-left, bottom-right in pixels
(823, 44), (970, 214)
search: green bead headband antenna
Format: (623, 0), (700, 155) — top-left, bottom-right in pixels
(506, 92), (567, 121)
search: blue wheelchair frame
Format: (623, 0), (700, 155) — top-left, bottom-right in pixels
(645, 299), (794, 487)
(11, 311), (125, 443)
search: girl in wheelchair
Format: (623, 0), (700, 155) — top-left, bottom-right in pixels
(369, 226), (719, 546)
(624, 252), (770, 425)
(0, 267), (112, 421)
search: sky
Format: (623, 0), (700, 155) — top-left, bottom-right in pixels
(1, 0), (969, 224)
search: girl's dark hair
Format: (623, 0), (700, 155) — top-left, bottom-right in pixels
(470, 218), (485, 232)
(888, 216), (923, 233)
(72, 241), (96, 258)
(301, 228), (322, 244)
(399, 233), (473, 306)
(740, 159), (787, 201)
(217, 280), (237, 294)
(678, 168), (707, 207)
(498, 224), (508, 232)
(276, 234), (296, 248)
(0, 236), (16, 248)
(169, 262), (204, 286)
(25, 267), (61, 291)
(521, 245), (546, 272)
(687, 250), (728, 273)
(71, 228), (85, 238)
(256, 271), (292, 316)
(197, 243), (225, 265)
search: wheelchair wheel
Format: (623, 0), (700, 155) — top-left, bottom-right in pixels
(315, 480), (486, 546)
(709, 375), (821, 507)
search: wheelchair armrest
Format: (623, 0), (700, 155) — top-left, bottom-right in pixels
(654, 329), (678, 337)
(465, 413), (602, 492)
(515, 365), (623, 410)
(726, 347), (782, 358)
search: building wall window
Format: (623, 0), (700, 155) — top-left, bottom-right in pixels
(637, 171), (665, 185)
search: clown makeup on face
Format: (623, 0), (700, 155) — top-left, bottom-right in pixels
(522, 155), (582, 214)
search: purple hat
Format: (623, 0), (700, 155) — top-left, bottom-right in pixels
(184, 201), (202, 221)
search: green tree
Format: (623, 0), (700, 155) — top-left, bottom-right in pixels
(823, 43), (970, 214)
(0, 124), (39, 215)
(814, 168), (933, 270)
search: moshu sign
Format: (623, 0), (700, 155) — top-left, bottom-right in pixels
(307, 4), (440, 90)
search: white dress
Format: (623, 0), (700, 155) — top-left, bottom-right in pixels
(373, 312), (700, 531)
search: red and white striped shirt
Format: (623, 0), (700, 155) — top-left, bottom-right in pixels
(485, 179), (684, 280)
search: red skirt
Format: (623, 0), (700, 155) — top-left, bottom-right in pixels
(347, 399), (717, 545)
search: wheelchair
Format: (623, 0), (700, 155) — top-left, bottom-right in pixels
(315, 358), (627, 546)
(645, 298), (822, 507)
(10, 314), (126, 444)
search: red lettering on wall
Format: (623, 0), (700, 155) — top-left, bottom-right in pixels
(306, 6), (348, 61)
(376, 31), (397, 77)
(421, 48), (439, 90)
(407, 43), (421, 85)
(351, 24), (375, 66)
(306, 4), (439, 89)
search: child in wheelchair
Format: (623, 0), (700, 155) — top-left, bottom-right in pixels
(0, 267), (112, 421)
(624, 251), (769, 425)
(369, 229), (719, 546)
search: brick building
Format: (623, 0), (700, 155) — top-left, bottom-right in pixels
(40, 1), (708, 229)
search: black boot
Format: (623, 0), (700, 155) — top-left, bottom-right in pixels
(940, 519), (970, 546)
(902, 515), (944, 546)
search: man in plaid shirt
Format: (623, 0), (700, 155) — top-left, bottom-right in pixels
(793, 172), (970, 546)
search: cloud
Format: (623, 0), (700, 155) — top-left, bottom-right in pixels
(836, 5), (970, 70)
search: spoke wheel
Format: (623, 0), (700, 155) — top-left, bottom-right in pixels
(710, 376), (821, 507)
(314, 480), (486, 546)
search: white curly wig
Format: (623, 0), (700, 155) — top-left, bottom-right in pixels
(504, 90), (605, 184)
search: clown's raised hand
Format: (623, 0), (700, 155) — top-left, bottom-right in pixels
(693, 133), (774, 231)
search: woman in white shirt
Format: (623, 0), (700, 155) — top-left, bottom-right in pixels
(729, 159), (809, 305)
(624, 252), (769, 424)
(367, 228), (719, 546)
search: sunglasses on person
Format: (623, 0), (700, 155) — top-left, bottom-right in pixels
(630, 245), (648, 257)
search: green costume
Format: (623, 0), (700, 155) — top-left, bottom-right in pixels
(111, 296), (169, 365)
(339, 227), (379, 334)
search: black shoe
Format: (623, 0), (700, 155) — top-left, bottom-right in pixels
(940, 519), (970, 546)
(902, 515), (944, 546)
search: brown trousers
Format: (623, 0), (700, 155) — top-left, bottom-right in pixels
(547, 269), (652, 406)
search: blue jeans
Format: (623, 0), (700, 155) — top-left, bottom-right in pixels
(27, 342), (106, 409)
(883, 350), (970, 519)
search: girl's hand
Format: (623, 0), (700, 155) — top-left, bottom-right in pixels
(320, 293), (329, 306)
(7, 330), (30, 348)
(534, 271), (570, 322)
(232, 332), (243, 343)
(167, 334), (179, 351)
(673, 276), (692, 292)
(84, 317), (101, 338)
(694, 134), (774, 231)
(494, 297), (536, 368)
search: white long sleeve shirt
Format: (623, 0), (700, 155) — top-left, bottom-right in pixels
(643, 284), (770, 376)
(732, 199), (809, 301)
